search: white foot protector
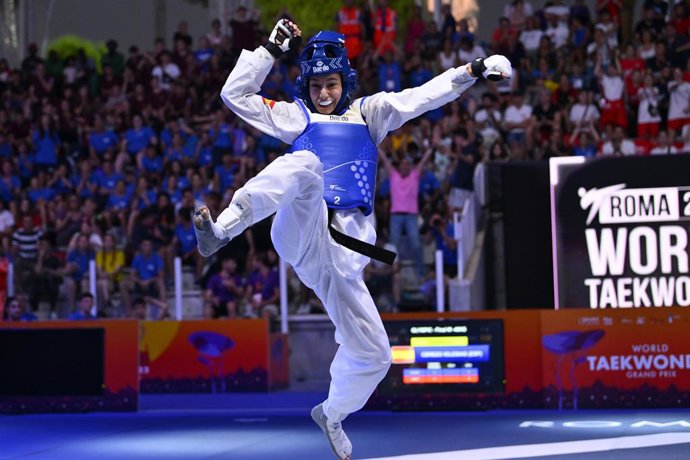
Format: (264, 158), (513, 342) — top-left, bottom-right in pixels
(193, 194), (252, 258)
(311, 404), (352, 460)
(193, 207), (229, 257)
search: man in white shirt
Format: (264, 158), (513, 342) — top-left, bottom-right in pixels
(596, 55), (627, 133)
(569, 90), (600, 130)
(503, 91), (533, 147)
(601, 126), (636, 156)
(151, 51), (181, 91)
(474, 92), (503, 146)
(519, 16), (544, 54)
(0, 199), (14, 252)
(667, 67), (690, 133)
(545, 13), (569, 49)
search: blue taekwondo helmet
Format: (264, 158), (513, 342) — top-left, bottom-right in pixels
(296, 31), (358, 115)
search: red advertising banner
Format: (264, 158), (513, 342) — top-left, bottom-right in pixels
(0, 320), (139, 413)
(140, 319), (272, 392)
(541, 308), (690, 409)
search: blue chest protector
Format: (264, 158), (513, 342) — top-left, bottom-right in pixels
(291, 98), (377, 215)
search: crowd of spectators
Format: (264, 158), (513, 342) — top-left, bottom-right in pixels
(1, 0), (689, 321)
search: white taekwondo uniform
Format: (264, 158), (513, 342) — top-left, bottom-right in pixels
(220, 45), (477, 423)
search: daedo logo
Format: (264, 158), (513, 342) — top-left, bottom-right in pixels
(578, 185), (690, 309)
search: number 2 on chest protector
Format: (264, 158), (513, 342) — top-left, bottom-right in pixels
(334, 196), (341, 205)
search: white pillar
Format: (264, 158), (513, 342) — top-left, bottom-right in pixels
(89, 259), (97, 316)
(454, 211), (463, 278)
(174, 257), (183, 320)
(7, 260), (14, 297)
(435, 249), (444, 313)
(279, 257), (288, 334)
(89, 259), (97, 302)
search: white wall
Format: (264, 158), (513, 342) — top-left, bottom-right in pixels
(23, 0), (214, 57)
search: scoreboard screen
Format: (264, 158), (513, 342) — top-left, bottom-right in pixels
(380, 319), (505, 395)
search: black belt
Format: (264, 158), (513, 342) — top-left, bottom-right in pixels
(327, 208), (396, 265)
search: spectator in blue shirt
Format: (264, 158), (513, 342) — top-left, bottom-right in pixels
(122, 114), (157, 155)
(0, 160), (21, 202)
(162, 175), (183, 204)
(213, 152), (239, 192)
(127, 238), (166, 304)
(208, 109), (233, 164)
(95, 160), (124, 199)
(47, 164), (73, 196)
(0, 131), (11, 158)
(138, 145), (164, 173)
(379, 49), (402, 92)
(406, 53), (433, 88)
(4, 296), (37, 322)
(64, 234), (96, 312)
(32, 114), (60, 171)
(130, 176), (157, 211)
(107, 179), (131, 211)
(15, 141), (35, 184)
(571, 125), (600, 158)
(194, 35), (214, 70)
(194, 132), (214, 169)
(72, 159), (99, 198)
(67, 292), (97, 321)
(26, 173), (55, 204)
(160, 119), (183, 149)
(88, 115), (119, 158)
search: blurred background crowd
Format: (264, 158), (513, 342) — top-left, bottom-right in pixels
(1, 0), (688, 322)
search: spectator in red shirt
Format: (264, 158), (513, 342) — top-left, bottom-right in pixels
(492, 17), (518, 55)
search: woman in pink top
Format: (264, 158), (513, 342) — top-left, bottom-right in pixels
(378, 145), (433, 279)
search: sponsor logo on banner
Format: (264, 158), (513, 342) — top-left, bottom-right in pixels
(550, 156), (690, 310)
(586, 342), (690, 379)
(578, 184), (690, 309)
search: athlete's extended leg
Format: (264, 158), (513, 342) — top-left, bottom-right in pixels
(194, 150), (324, 257)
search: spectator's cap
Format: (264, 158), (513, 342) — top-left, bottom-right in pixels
(296, 31), (358, 116)
(106, 39), (118, 51)
(28, 42), (38, 52)
(129, 45), (139, 53)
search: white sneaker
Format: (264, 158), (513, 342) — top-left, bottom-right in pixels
(311, 403), (352, 460)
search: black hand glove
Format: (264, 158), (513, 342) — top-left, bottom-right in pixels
(264, 19), (302, 59)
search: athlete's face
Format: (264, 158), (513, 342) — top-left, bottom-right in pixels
(309, 74), (342, 115)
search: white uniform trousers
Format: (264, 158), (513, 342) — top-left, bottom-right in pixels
(233, 150), (392, 423)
